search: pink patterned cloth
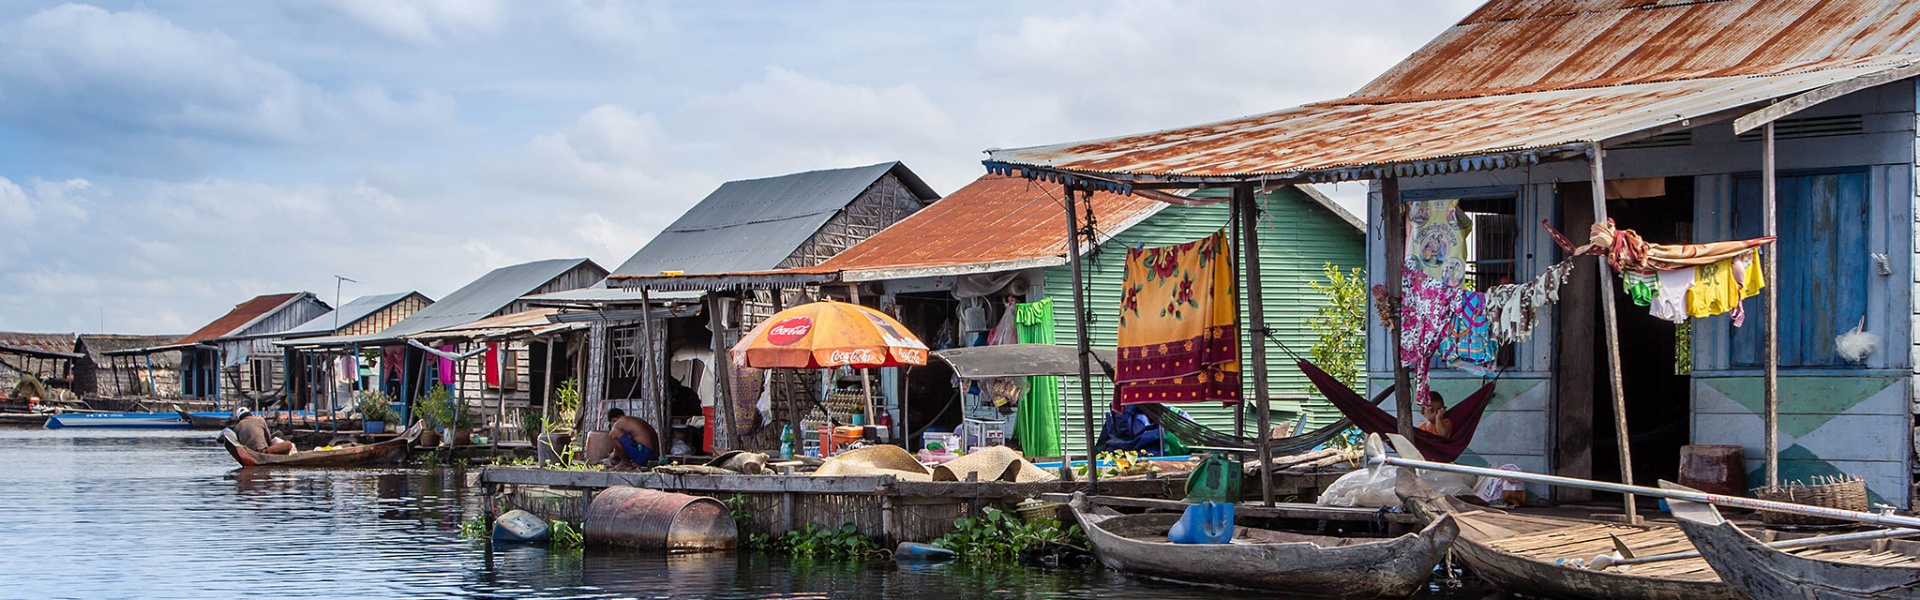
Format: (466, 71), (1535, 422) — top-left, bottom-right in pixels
(1398, 261), (1462, 408)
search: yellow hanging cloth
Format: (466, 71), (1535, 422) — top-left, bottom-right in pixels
(1687, 251), (1765, 319)
(1115, 231), (1240, 406)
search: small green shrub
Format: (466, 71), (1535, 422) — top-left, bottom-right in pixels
(781, 524), (881, 559)
(356, 390), (398, 423)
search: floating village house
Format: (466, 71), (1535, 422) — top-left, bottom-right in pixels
(553, 161), (938, 448)
(283, 258), (603, 438)
(612, 172), (1364, 457)
(72, 334), (180, 400)
(272, 291), (433, 412)
(0, 332), (79, 402)
(981, 0), (1920, 508)
(103, 293), (330, 407)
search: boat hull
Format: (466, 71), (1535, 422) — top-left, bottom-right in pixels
(44, 413), (191, 429)
(1069, 497), (1457, 599)
(1396, 470), (1739, 600)
(1671, 497), (1920, 600)
(218, 421), (422, 467)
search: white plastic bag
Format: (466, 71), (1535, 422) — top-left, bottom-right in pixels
(1319, 465), (1477, 508)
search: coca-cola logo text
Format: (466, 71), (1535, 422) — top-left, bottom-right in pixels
(827, 348), (880, 366)
(766, 317), (813, 346)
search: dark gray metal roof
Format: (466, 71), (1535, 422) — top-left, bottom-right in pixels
(610, 161), (937, 277)
(288, 258), (596, 346)
(279, 291), (427, 338)
(933, 344), (1116, 379)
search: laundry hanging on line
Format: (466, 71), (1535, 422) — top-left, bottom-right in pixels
(1544, 218), (1775, 273)
(1114, 231), (1240, 406)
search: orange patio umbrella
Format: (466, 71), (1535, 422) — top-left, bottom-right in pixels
(731, 300), (927, 437)
(730, 300), (928, 369)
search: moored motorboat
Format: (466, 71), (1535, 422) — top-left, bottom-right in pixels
(175, 410), (234, 429)
(219, 420), (424, 467)
(1067, 493), (1457, 598)
(1396, 472), (1739, 600)
(44, 412), (191, 430)
(1668, 493), (1920, 600)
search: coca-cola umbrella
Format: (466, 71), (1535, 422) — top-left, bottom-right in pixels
(730, 300), (927, 440)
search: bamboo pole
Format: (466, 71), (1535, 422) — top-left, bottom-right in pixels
(1380, 178), (1415, 439)
(639, 285), (658, 428)
(539, 336), (554, 467)
(1762, 122), (1780, 488)
(1063, 185), (1096, 483)
(1589, 143), (1639, 524)
(1237, 185), (1276, 506)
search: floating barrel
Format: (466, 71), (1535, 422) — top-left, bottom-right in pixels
(1678, 444), (1747, 497)
(584, 486), (736, 551)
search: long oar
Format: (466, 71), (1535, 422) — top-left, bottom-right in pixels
(1362, 434), (1920, 530)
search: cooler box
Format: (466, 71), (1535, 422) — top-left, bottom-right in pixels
(819, 425), (864, 456)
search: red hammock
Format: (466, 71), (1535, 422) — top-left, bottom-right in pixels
(1298, 360), (1496, 463)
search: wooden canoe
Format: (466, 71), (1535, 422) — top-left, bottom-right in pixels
(219, 420), (423, 467)
(1067, 493), (1458, 599)
(1669, 496), (1920, 600)
(1396, 471), (1739, 600)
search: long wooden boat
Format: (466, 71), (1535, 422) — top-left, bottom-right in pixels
(1067, 493), (1458, 598)
(219, 420), (424, 467)
(1396, 472), (1739, 600)
(1668, 496), (1920, 600)
(44, 412), (190, 429)
(176, 410), (233, 429)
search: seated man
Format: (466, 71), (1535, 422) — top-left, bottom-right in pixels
(606, 408), (660, 469)
(229, 407), (295, 455)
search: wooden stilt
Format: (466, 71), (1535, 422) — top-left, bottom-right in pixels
(1063, 185), (1096, 483)
(539, 336), (555, 467)
(709, 294), (739, 452)
(639, 285), (659, 428)
(1588, 143), (1639, 524)
(1762, 122), (1780, 488)
(1229, 186), (1247, 440)
(1237, 185), (1276, 506)
(1380, 178), (1415, 439)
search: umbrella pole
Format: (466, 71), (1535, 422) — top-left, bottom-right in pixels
(860, 367), (874, 429)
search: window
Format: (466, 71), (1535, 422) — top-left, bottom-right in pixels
(1409, 194), (1520, 368)
(249, 358), (274, 392)
(1730, 169), (1869, 368)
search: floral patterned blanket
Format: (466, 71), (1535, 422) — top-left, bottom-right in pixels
(1115, 231), (1241, 405)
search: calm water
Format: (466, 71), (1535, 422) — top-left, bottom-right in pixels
(0, 428), (1488, 599)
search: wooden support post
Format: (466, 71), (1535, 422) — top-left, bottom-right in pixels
(709, 294), (739, 452)
(1063, 185), (1097, 483)
(539, 336), (555, 467)
(1380, 178), (1414, 439)
(639, 285), (658, 427)
(1229, 188), (1247, 439)
(1589, 143), (1639, 524)
(1237, 184), (1276, 506)
(1762, 122), (1780, 488)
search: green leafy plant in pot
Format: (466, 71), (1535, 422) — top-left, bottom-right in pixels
(538, 378), (582, 465)
(415, 385), (456, 447)
(356, 390), (398, 434)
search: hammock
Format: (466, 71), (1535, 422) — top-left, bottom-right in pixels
(1136, 404), (1354, 456)
(1297, 360), (1495, 463)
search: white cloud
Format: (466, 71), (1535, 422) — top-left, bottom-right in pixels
(316, 0), (506, 46)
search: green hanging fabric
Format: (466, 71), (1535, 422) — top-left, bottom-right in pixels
(1014, 297), (1062, 457)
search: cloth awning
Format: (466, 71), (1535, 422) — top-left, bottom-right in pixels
(985, 61), (1917, 190)
(933, 344), (1117, 379)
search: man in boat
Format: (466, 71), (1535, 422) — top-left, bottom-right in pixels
(605, 408), (659, 469)
(230, 407), (295, 455)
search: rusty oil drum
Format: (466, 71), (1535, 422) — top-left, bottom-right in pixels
(584, 486), (737, 551)
(1678, 444), (1747, 497)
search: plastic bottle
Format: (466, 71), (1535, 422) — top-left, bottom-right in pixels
(874, 407), (893, 443)
(779, 424), (794, 460)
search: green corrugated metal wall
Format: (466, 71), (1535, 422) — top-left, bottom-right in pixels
(1043, 187), (1365, 456)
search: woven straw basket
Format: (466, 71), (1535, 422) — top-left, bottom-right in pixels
(1750, 476), (1867, 527)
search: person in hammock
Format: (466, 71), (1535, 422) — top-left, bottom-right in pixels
(1418, 391), (1452, 438)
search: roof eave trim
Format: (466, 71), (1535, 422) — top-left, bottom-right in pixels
(985, 142), (1586, 190)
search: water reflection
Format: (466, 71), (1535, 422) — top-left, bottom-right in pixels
(0, 427), (1487, 599)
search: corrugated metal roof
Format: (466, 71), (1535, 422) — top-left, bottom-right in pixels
(521, 287), (705, 304)
(985, 63), (1908, 185)
(279, 292), (429, 338)
(1359, 0), (1920, 103)
(986, 0), (1920, 186)
(609, 162), (938, 277)
(0, 332), (75, 356)
(800, 174), (1164, 281)
(292, 258), (597, 346)
(175, 293), (308, 344)
(408, 308), (580, 340)
(75, 334), (178, 362)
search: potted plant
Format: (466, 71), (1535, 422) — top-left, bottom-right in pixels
(538, 378), (581, 465)
(356, 390), (398, 434)
(415, 385), (455, 447)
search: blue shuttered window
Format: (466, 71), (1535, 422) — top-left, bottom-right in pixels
(1730, 170), (1869, 368)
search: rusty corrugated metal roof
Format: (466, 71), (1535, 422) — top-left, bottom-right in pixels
(175, 293), (305, 345)
(986, 0), (1920, 186)
(801, 174), (1164, 280)
(986, 61), (1908, 185)
(409, 308), (579, 340)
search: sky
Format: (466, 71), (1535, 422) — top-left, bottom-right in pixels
(0, 0), (1482, 335)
